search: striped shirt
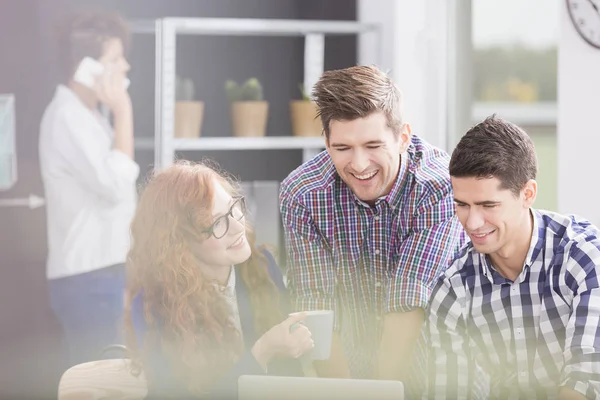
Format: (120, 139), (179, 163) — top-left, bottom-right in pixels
(280, 135), (464, 393)
(426, 209), (600, 399)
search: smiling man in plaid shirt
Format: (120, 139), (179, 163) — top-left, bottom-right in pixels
(279, 65), (464, 397)
(426, 116), (600, 399)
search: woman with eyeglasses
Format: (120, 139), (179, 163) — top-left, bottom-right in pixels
(124, 161), (314, 399)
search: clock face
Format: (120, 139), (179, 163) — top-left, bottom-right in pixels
(567, 0), (600, 49)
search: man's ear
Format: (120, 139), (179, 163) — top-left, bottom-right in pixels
(522, 179), (537, 208)
(398, 123), (411, 153)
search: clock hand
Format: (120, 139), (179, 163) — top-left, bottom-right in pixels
(585, 0), (600, 14)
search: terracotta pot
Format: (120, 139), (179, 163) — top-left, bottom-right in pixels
(231, 101), (269, 137)
(174, 101), (204, 138)
(290, 100), (322, 137)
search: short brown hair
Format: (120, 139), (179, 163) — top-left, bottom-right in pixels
(55, 10), (130, 83)
(312, 65), (403, 140)
(449, 115), (538, 196)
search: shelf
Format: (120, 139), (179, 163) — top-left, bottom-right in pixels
(133, 16), (380, 168)
(131, 18), (378, 36)
(135, 136), (326, 151)
(135, 138), (154, 150)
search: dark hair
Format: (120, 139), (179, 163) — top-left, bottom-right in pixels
(55, 10), (130, 83)
(449, 115), (538, 196)
(312, 65), (403, 140)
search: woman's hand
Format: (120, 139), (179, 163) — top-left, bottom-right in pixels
(251, 312), (314, 369)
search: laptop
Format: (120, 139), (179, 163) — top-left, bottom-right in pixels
(238, 375), (404, 400)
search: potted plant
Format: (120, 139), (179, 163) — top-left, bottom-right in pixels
(225, 78), (268, 137)
(174, 76), (204, 138)
(290, 83), (322, 137)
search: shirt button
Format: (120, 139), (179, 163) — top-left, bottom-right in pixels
(375, 249), (380, 255)
(519, 371), (527, 377)
(374, 216), (380, 221)
(375, 281), (382, 288)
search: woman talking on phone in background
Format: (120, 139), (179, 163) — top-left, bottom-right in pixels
(38, 10), (138, 366)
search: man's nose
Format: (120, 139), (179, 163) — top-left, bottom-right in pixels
(465, 210), (485, 231)
(350, 150), (370, 172)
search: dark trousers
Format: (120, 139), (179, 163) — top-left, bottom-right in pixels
(48, 263), (126, 366)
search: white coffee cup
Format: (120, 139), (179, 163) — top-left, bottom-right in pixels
(289, 310), (334, 360)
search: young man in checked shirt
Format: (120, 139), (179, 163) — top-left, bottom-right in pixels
(426, 116), (600, 399)
(279, 65), (465, 398)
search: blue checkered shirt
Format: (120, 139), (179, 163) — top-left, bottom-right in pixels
(426, 209), (600, 399)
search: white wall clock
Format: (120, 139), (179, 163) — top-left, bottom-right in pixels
(566, 0), (600, 49)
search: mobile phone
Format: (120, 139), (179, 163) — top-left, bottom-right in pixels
(73, 57), (130, 89)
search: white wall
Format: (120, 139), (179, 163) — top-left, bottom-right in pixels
(557, 5), (600, 225)
(358, 0), (452, 150)
(358, 0), (472, 152)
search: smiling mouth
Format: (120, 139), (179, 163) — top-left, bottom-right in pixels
(228, 235), (244, 249)
(351, 170), (378, 181)
(470, 230), (496, 238)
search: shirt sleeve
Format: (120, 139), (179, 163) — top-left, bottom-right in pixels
(387, 189), (465, 313)
(559, 242), (600, 399)
(55, 109), (139, 205)
(263, 248), (286, 293)
(279, 189), (339, 330)
(425, 276), (480, 399)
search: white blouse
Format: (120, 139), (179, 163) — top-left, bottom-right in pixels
(218, 266), (243, 335)
(39, 85), (139, 279)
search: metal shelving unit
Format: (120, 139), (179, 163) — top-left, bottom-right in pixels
(136, 135), (325, 154)
(135, 17), (381, 170)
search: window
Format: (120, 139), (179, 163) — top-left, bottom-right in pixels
(473, 0), (559, 103)
(471, 0), (558, 211)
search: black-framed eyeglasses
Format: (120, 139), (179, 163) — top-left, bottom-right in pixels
(203, 196), (247, 239)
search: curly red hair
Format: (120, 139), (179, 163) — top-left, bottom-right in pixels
(123, 161), (282, 395)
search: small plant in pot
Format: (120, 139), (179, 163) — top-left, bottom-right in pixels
(290, 83), (323, 137)
(225, 78), (268, 137)
(175, 76), (204, 138)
